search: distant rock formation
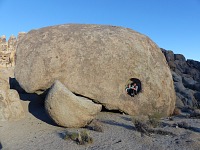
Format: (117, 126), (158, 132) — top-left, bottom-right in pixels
(161, 48), (200, 109)
(15, 24), (176, 117)
(0, 32), (26, 67)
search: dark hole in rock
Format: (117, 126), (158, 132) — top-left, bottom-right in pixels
(75, 93), (123, 113)
(101, 105), (123, 114)
(125, 78), (142, 97)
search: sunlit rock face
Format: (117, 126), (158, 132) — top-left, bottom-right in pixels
(15, 24), (175, 116)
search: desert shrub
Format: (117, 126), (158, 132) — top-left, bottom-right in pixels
(64, 131), (79, 141)
(148, 113), (162, 128)
(132, 116), (175, 136)
(148, 117), (160, 128)
(132, 115), (151, 135)
(132, 114), (161, 133)
(87, 119), (103, 132)
(132, 118), (150, 135)
(64, 130), (93, 145)
(78, 130), (93, 145)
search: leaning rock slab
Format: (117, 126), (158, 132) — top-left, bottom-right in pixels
(15, 24), (175, 116)
(45, 80), (102, 128)
(0, 78), (25, 121)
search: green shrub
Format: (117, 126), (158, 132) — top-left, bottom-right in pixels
(64, 130), (93, 145)
(78, 130), (93, 145)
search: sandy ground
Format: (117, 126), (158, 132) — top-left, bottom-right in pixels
(1, 92), (200, 150)
(1, 67), (200, 150)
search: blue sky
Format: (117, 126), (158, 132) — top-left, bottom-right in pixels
(0, 0), (200, 61)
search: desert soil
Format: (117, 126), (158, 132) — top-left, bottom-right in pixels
(1, 93), (200, 150)
(1, 68), (200, 150)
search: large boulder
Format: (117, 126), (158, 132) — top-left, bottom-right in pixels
(0, 78), (25, 121)
(45, 80), (102, 127)
(15, 24), (176, 116)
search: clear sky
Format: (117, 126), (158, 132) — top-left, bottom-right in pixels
(0, 0), (200, 61)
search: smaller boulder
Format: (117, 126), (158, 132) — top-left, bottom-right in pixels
(45, 80), (102, 128)
(0, 78), (25, 121)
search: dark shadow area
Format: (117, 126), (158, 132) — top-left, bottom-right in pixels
(101, 105), (123, 114)
(58, 131), (66, 139)
(9, 77), (57, 126)
(19, 93), (57, 126)
(175, 122), (200, 133)
(0, 142), (2, 149)
(188, 127), (200, 133)
(75, 92), (123, 114)
(74, 92), (96, 101)
(9, 77), (26, 94)
(160, 121), (200, 134)
(121, 116), (132, 122)
(38, 88), (50, 100)
(125, 78), (142, 97)
(101, 120), (134, 130)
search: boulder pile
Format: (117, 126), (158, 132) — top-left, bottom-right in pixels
(162, 48), (200, 109)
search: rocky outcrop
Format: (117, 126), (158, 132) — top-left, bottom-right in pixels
(45, 80), (102, 127)
(161, 48), (200, 108)
(0, 77), (25, 121)
(15, 24), (176, 116)
(0, 33), (26, 68)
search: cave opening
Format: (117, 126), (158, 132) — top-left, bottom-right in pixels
(125, 78), (142, 97)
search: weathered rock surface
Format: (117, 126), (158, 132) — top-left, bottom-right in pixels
(161, 48), (200, 108)
(0, 77), (25, 121)
(15, 24), (175, 116)
(45, 80), (102, 127)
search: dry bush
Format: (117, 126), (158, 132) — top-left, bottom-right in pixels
(147, 112), (162, 128)
(132, 115), (151, 135)
(132, 116), (175, 136)
(64, 130), (93, 145)
(87, 119), (103, 132)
